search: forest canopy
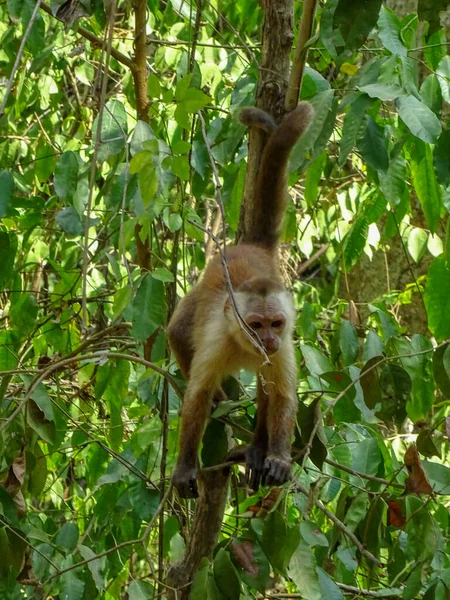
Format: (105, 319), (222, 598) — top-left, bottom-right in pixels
(1, 0), (450, 598)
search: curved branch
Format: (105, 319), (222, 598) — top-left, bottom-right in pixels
(285, 0), (319, 111)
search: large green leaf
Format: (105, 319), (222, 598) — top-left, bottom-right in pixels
(377, 6), (407, 56)
(424, 257), (450, 341)
(410, 140), (442, 233)
(54, 151), (79, 201)
(333, 0), (383, 60)
(92, 99), (128, 162)
(213, 549), (241, 599)
(396, 96), (441, 143)
(287, 541), (321, 600)
(131, 275), (165, 341)
(0, 170), (14, 218)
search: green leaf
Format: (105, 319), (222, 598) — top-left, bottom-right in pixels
(305, 152), (326, 207)
(55, 522), (79, 550)
(289, 90), (335, 172)
(261, 512), (299, 573)
(0, 231), (17, 289)
(151, 267), (174, 282)
(351, 437), (381, 476)
(410, 140), (442, 233)
(436, 55), (450, 102)
(396, 96), (441, 143)
(213, 549), (241, 599)
(10, 294), (38, 338)
(28, 443), (48, 496)
(318, 569), (344, 600)
(433, 343), (450, 397)
(183, 88), (211, 113)
(334, 0), (383, 59)
(434, 130), (450, 186)
(300, 344), (333, 376)
(171, 155), (190, 180)
(418, 0), (450, 35)
(175, 74), (193, 101)
(379, 153), (406, 206)
(0, 170), (14, 218)
(173, 140), (191, 154)
(129, 482), (160, 521)
(301, 302), (318, 342)
(360, 356), (383, 409)
(139, 163), (159, 206)
(300, 521), (329, 547)
(297, 399), (327, 469)
(227, 160), (246, 229)
(339, 321), (359, 365)
(60, 557), (85, 600)
(377, 6), (407, 56)
(420, 74), (443, 115)
(343, 217), (369, 269)
(92, 99), (128, 162)
(201, 420), (228, 467)
(131, 275), (165, 341)
(378, 364), (411, 426)
(190, 560), (210, 600)
(287, 541), (321, 600)
(130, 150), (153, 174)
(357, 116), (389, 172)
(54, 151), (79, 201)
(55, 207), (84, 236)
(408, 227), (428, 263)
(128, 580), (155, 600)
(321, 371), (359, 423)
(148, 73), (161, 98)
(425, 257), (450, 341)
(358, 83), (404, 101)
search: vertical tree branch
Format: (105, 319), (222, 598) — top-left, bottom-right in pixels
(285, 0), (319, 111)
(132, 0), (150, 121)
(237, 0), (295, 243)
(166, 469), (231, 599)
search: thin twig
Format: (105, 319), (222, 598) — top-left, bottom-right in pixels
(295, 481), (383, 567)
(0, 0), (43, 117)
(40, 2), (135, 70)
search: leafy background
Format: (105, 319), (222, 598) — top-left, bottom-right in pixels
(2, 0), (450, 598)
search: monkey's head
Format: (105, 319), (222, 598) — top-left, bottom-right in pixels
(225, 278), (295, 357)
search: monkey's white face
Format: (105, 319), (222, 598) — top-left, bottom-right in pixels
(227, 291), (295, 357)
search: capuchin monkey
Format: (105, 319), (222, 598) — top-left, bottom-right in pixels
(168, 102), (314, 498)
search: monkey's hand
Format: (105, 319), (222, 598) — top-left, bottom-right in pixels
(172, 464), (199, 499)
(262, 455), (292, 487)
(227, 444), (267, 491)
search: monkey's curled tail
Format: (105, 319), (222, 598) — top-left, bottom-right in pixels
(239, 102), (314, 250)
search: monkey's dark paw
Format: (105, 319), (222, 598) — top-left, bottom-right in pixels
(245, 446), (267, 491)
(172, 465), (199, 499)
(262, 456), (292, 487)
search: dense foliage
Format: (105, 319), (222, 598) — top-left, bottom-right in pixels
(1, 0), (450, 598)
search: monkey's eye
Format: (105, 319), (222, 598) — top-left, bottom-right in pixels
(250, 322), (263, 330)
(272, 320), (283, 328)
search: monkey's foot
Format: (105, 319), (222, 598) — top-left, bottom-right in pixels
(262, 456), (291, 487)
(245, 446), (267, 491)
(227, 444), (267, 491)
(172, 465), (199, 499)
